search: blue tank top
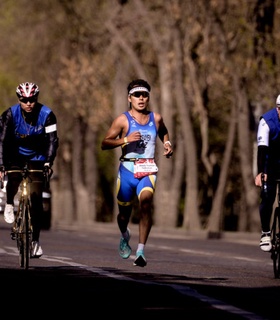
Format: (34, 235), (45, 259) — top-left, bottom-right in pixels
(121, 111), (157, 172)
(262, 108), (280, 141)
(11, 103), (51, 160)
(262, 108), (280, 175)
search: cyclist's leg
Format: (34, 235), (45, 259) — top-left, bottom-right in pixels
(259, 181), (277, 251)
(259, 181), (277, 232)
(6, 168), (22, 205)
(5, 168), (22, 223)
(28, 161), (44, 242)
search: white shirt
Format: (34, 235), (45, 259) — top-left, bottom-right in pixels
(257, 118), (269, 147)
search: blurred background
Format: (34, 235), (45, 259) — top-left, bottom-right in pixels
(0, 0), (278, 234)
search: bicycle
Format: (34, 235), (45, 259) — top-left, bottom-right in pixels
(261, 173), (280, 278)
(270, 180), (280, 279)
(1, 164), (52, 270)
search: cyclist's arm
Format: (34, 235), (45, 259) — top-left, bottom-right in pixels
(0, 109), (13, 176)
(44, 112), (59, 166)
(255, 118), (269, 186)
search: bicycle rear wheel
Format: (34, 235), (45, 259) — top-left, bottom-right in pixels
(271, 207), (280, 278)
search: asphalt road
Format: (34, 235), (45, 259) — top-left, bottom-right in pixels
(0, 215), (278, 319)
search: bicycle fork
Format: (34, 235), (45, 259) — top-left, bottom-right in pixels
(11, 181), (32, 242)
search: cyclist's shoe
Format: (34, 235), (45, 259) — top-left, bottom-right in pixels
(260, 232), (272, 252)
(133, 250), (147, 267)
(4, 204), (14, 224)
(118, 229), (131, 259)
(30, 241), (43, 258)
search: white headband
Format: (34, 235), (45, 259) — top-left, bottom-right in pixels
(128, 87), (150, 95)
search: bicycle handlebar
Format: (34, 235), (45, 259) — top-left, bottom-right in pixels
(6, 168), (44, 175)
(3, 166), (53, 189)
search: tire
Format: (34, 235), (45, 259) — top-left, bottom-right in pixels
(19, 205), (30, 270)
(23, 205), (30, 269)
(271, 207), (280, 278)
(19, 236), (24, 268)
(16, 200), (25, 268)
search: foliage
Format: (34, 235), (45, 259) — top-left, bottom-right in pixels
(0, 0), (279, 231)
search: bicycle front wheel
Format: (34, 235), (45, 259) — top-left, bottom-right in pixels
(271, 207), (280, 278)
(19, 205), (30, 270)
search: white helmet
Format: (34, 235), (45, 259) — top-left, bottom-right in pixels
(16, 82), (39, 98)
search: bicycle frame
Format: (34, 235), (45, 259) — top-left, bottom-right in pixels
(6, 166), (48, 270)
(11, 175), (33, 269)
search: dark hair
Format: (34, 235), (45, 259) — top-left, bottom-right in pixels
(127, 79), (151, 94)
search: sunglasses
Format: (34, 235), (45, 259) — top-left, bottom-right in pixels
(131, 92), (149, 98)
(19, 97), (37, 104)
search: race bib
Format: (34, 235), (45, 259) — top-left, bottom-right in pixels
(134, 159), (158, 178)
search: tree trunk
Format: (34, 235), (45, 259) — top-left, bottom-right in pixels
(52, 109), (73, 227)
(206, 101), (237, 234)
(153, 52), (178, 227)
(85, 126), (98, 222)
(234, 76), (260, 232)
(72, 117), (91, 225)
(173, 27), (201, 230)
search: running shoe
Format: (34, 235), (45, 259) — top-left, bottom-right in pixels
(30, 241), (43, 258)
(133, 250), (147, 267)
(4, 204), (14, 224)
(118, 229), (131, 259)
(260, 232), (272, 252)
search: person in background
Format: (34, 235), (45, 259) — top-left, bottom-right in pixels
(255, 94), (280, 252)
(101, 79), (173, 267)
(0, 82), (59, 258)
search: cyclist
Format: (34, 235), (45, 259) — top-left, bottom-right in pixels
(255, 94), (280, 252)
(101, 79), (173, 267)
(0, 82), (59, 258)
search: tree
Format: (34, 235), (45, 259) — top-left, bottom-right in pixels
(1, 0), (280, 233)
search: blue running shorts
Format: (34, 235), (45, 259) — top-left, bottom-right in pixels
(116, 163), (157, 206)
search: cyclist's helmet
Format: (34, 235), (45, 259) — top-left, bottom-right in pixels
(16, 82), (39, 98)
